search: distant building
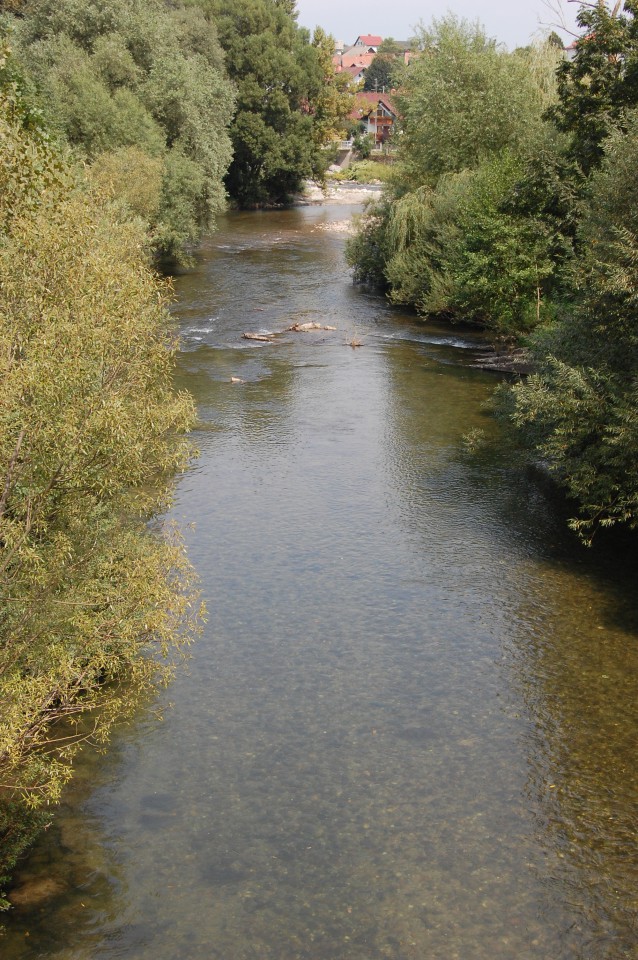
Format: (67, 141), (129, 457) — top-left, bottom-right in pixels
(340, 50), (375, 69)
(332, 33), (414, 83)
(564, 34), (600, 62)
(349, 91), (399, 146)
(353, 34), (383, 52)
(344, 63), (368, 83)
(564, 40), (578, 60)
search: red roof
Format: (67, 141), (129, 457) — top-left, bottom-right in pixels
(349, 91), (398, 121)
(340, 51), (375, 69)
(566, 32), (596, 51)
(356, 34), (383, 46)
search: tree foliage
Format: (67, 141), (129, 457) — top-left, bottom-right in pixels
(5, 0), (235, 259)
(548, 0), (638, 173)
(384, 153), (562, 333)
(0, 45), (198, 902)
(347, 18), (563, 333)
(510, 110), (638, 538)
(208, 0), (341, 206)
(363, 51), (399, 93)
(396, 17), (559, 189)
(310, 26), (353, 145)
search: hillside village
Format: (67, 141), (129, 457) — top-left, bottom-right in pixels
(332, 33), (411, 147)
(332, 33), (413, 84)
(331, 29), (577, 150)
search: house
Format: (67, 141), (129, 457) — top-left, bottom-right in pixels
(352, 34), (383, 52)
(333, 34), (384, 74)
(333, 35), (416, 75)
(333, 33), (415, 85)
(344, 63), (368, 83)
(349, 91), (399, 146)
(564, 34), (602, 62)
(564, 40), (578, 61)
(339, 50), (375, 70)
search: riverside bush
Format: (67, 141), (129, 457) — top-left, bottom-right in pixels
(0, 45), (199, 904)
(6, 0), (235, 260)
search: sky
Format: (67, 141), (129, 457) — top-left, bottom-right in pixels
(295, 0), (584, 50)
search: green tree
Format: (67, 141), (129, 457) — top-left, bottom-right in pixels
(363, 53), (396, 92)
(509, 110), (638, 538)
(0, 44), (198, 903)
(363, 37), (405, 93)
(382, 153), (559, 333)
(7, 0), (235, 259)
(547, 29), (565, 50)
(209, 0), (326, 205)
(378, 37), (404, 55)
(310, 26), (353, 145)
(347, 19), (563, 333)
(547, 1), (638, 174)
(396, 17), (559, 189)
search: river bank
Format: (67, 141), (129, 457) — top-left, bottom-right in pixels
(301, 181), (533, 372)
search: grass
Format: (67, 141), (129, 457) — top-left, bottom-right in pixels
(327, 159), (394, 184)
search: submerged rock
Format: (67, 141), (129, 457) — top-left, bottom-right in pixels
(10, 876), (67, 908)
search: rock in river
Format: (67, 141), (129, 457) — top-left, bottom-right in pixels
(287, 322), (336, 332)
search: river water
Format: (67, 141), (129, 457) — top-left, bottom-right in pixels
(2, 202), (637, 960)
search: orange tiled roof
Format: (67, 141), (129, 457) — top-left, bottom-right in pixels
(340, 51), (376, 69)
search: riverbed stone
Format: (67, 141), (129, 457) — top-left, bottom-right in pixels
(287, 322), (336, 332)
(9, 875), (67, 908)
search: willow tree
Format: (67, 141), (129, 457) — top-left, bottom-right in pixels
(347, 18), (563, 332)
(6, 0), (235, 260)
(396, 16), (558, 189)
(0, 45), (198, 905)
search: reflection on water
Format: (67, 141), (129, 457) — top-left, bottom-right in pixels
(1, 205), (636, 960)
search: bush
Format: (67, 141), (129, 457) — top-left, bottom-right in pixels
(7, 0), (235, 259)
(0, 45), (199, 901)
(353, 132), (373, 159)
(509, 112), (638, 538)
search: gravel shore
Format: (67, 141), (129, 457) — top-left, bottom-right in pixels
(300, 180), (383, 204)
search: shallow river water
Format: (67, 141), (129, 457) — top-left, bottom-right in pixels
(2, 202), (637, 960)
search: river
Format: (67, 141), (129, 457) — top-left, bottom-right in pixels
(2, 201), (637, 960)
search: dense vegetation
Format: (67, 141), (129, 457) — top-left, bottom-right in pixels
(2, 0), (354, 224)
(347, 3), (638, 539)
(207, 0), (351, 206)
(0, 42), (198, 906)
(1, 0), (235, 261)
